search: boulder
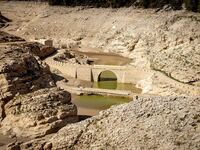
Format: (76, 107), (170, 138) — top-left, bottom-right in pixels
(54, 50), (91, 65)
(17, 42), (56, 59)
(0, 45), (54, 101)
(0, 88), (77, 138)
(0, 43), (77, 139)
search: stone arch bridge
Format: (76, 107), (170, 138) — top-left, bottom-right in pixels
(46, 59), (151, 83)
(46, 59), (200, 95)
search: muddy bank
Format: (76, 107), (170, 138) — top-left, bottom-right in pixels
(74, 50), (132, 65)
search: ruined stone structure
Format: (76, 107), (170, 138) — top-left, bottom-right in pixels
(46, 59), (152, 83)
(46, 59), (200, 95)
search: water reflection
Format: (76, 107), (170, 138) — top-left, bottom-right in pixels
(95, 81), (117, 89)
(73, 71), (141, 116)
(73, 95), (131, 116)
(93, 81), (142, 93)
(96, 70), (117, 89)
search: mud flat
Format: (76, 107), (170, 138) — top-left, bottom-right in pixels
(74, 50), (132, 65)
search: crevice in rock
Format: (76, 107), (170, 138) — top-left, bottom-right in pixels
(187, 79), (200, 84)
(68, 130), (84, 149)
(0, 96), (14, 121)
(0, 101), (6, 121)
(150, 64), (197, 86)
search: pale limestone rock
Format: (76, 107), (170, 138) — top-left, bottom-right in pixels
(19, 96), (200, 150)
(0, 43), (77, 138)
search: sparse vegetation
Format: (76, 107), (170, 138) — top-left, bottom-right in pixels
(184, 0), (199, 12)
(48, 0), (199, 12)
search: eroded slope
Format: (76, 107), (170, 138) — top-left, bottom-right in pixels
(0, 2), (199, 85)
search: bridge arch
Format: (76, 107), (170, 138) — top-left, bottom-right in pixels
(97, 70), (118, 89)
(97, 70), (117, 82)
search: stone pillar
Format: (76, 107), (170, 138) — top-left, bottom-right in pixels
(77, 67), (92, 81)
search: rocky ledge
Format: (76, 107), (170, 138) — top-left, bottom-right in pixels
(1, 87), (77, 138)
(18, 95), (200, 150)
(16, 42), (56, 59)
(53, 49), (92, 65)
(0, 45), (54, 101)
(0, 41), (77, 140)
(0, 12), (11, 29)
(0, 31), (25, 43)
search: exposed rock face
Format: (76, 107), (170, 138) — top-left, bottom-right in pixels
(147, 15), (200, 84)
(0, 12), (11, 29)
(54, 50), (91, 65)
(0, 43), (77, 138)
(22, 96), (200, 150)
(1, 88), (77, 138)
(0, 45), (54, 101)
(0, 31), (25, 43)
(19, 42), (56, 59)
(90, 13), (200, 85)
(48, 0), (194, 11)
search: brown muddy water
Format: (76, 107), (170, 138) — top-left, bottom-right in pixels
(72, 70), (142, 116)
(72, 94), (132, 116)
(71, 50), (139, 116)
